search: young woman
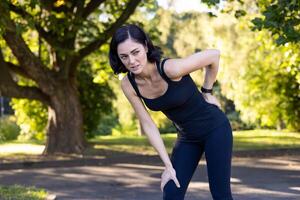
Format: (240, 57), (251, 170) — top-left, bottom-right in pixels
(109, 24), (233, 200)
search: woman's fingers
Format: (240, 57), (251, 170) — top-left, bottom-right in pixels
(161, 177), (180, 192)
(172, 176), (181, 188)
(203, 94), (221, 109)
(169, 169), (180, 188)
(161, 168), (181, 192)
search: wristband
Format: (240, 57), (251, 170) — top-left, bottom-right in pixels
(201, 86), (213, 94)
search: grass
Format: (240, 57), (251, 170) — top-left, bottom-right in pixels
(233, 129), (300, 151)
(88, 129), (300, 155)
(0, 130), (300, 158)
(0, 184), (48, 200)
(87, 134), (177, 155)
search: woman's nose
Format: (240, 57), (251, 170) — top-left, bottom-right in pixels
(128, 55), (135, 64)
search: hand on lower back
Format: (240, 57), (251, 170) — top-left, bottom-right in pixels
(202, 93), (221, 109)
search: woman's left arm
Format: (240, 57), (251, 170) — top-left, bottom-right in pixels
(164, 49), (221, 108)
(163, 49), (220, 83)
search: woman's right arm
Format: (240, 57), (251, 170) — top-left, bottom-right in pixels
(120, 76), (172, 168)
(120, 76), (180, 191)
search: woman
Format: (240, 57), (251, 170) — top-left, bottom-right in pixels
(109, 24), (233, 200)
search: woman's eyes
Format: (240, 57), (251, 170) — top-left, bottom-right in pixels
(120, 51), (139, 59)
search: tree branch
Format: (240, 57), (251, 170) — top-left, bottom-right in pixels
(0, 84), (51, 105)
(5, 61), (33, 80)
(0, 1), (56, 94)
(69, 0), (142, 77)
(0, 50), (50, 105)
(82, 0), (106, 19)
(8, 2), (61, 49)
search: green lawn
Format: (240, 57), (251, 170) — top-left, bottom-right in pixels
(233, 129), (300, 151)
(88, 129), (300, 155)
(0, 130), (299, 158)
(0, 184), (48, 200)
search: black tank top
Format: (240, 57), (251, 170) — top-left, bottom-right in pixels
(127, 58), (228, 141)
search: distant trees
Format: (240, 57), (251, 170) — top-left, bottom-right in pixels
(201, 0), (300, 130)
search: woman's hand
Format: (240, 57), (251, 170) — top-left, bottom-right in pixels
(161, 166), (181, 192)
(202, 93), (221, 109)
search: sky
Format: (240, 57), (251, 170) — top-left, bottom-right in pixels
(156, 0), (219, 13)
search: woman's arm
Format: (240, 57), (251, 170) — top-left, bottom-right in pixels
(120, 76), (172, 168)
(121, 76), (180, 190)
(163, 49), (220, 84)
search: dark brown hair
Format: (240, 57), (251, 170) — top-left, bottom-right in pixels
(109, 24), (162, 74)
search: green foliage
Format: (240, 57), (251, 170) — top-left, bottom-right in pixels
(108, 77), (138, 135)
(221, 17), (300, 131)
(213, 81), (255, 130)
(201, 0), (300, 45)
(10, 99), (47, 141)
(0, 116), (20, 142)
(0, 184), (48, 200)
(96, 111), (119, 135)
(201, 0), (221, 7)
(252, 0), (300, 45)
(78, 61), (116, 138)
(241, 31), (299, 130)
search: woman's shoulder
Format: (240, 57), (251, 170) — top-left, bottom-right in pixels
(120, 74), (130, 90)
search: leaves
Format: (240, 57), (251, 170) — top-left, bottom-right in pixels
(252, 0), (300, 45)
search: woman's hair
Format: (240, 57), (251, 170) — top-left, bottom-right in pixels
(109, 24), (163, 74)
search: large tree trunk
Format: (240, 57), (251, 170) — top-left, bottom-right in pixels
(43, 81), (85, 155)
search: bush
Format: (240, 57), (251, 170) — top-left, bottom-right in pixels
(10, 99), (47, 142)
(0, 116), (20, 142)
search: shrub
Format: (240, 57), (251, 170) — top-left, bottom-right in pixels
(0, 116), (20, 142)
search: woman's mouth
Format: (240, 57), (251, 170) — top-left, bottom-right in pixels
(131, 65), (140, 70)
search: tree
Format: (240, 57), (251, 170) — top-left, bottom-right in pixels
(0, 0), (142, 154)
(202, 0), (300, 45)
(251, 0), (300, 45)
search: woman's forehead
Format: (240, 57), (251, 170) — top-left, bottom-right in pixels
(117, 39), (143, 54)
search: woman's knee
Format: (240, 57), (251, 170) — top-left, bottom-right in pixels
(163, 180), (185, 200)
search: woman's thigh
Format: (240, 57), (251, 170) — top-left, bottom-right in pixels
(204, 121), (233, 200)
(163, 140), (204, 200)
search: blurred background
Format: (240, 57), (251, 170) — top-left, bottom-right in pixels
(0, 0), (299, 154)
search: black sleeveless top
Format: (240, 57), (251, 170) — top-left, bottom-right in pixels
(127, 58), (228, 142)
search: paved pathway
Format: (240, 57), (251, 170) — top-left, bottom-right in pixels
(0, 154), (300, 200)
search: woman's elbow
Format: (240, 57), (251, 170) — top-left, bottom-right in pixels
(212, 49), (220, 58)
(211, 49), (220, 63)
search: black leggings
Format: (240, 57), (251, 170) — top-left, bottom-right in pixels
(163, 121), (233, 200)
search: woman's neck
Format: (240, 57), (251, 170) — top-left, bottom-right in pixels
(135, 61), (157, 82)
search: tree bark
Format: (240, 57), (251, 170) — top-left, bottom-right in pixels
(43, 80), (85, 154)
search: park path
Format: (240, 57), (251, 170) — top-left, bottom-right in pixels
(0, 153), (300, 200)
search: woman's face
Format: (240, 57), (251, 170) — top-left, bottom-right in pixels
(117, 38), (148, 74)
